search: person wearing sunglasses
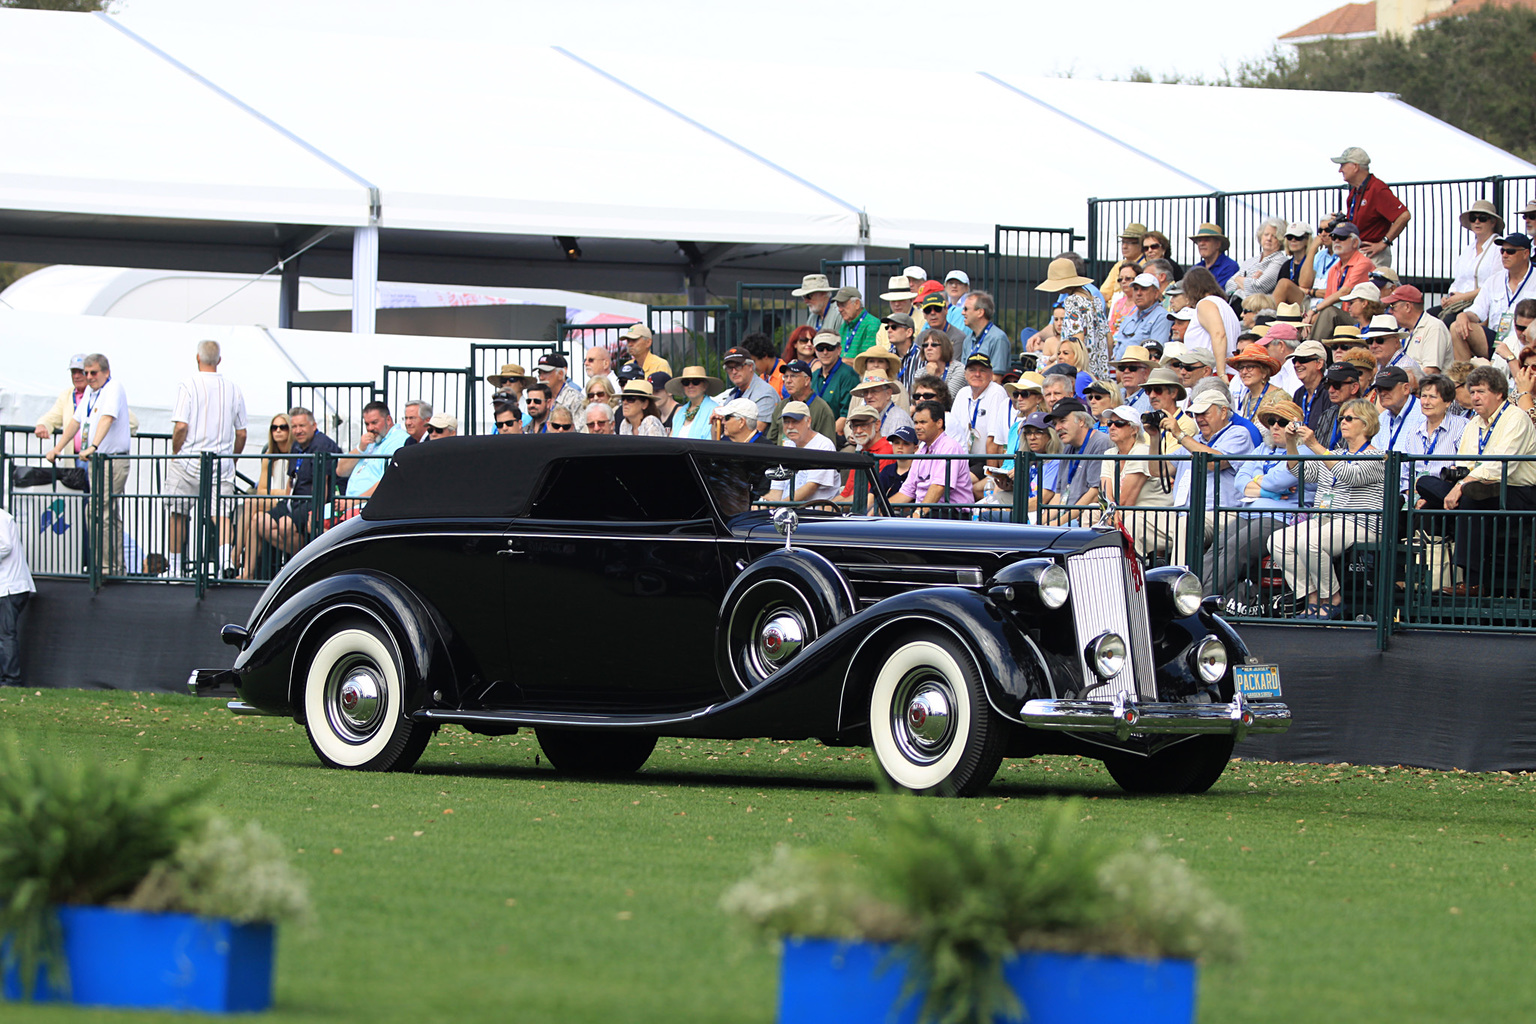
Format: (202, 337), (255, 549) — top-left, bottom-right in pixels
(44, 353), (132, 575)
(713, 397), (765, 444)
(1451, 231), (1536, 361)
(618, 380), (666, 437)
(523, 383), (554, 433)
(1208, 397), (1307, 614)
(1268, 397), (1383, 620)
(235, 414), (293, 580)
(809, 331), (861, 426)
(546, 407), (577, 432)
(583, 403), (614, 434)
(1099, 222), (1148, 310)
(422, 414), (458, 440)
(493, 405), (523, 435)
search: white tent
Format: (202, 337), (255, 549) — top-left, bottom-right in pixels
(1, 7), (1533, 310)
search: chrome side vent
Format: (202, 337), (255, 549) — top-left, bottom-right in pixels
(1066, 546), (1156, 700)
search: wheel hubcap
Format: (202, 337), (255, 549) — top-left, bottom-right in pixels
(327, 658), (385, 741)
(892, 672), (957, 764)
(759, 613), (804, 665)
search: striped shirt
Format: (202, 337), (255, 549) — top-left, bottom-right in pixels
(172, 372), (247, 459)
(1305, 447), (1385, 510)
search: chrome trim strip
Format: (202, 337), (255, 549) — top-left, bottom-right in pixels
(1019, 698), (1291, 736)
(228, 701), (279, 716)
(413, 707), (714, 729)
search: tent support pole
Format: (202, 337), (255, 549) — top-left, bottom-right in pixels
(352, 225), (378, 335)
(840, 245), (866, 296)
(278, 257), (300, 329)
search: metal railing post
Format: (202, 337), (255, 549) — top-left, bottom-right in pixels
(1085, 199), (1099, 280)
(1491, 175), (1506, 221)
(1185, 452), (1207, 576)
(196, 452), (212, 598)
(1212, 192), (1228, 236)
(1012, 448), (1027, 524)
(1376, 451), (1401, 650)
(88, 453), (103, 593)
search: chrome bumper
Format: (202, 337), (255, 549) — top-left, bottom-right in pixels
(1020, 691), (1290, 742)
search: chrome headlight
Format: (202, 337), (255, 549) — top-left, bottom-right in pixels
(1087, 632), (1127, 679)
(1038, 564), (1069, 609)
(1191, 636), (1228, 683)
(1172, 571), (1204, 618)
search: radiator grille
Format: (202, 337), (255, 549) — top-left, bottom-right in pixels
(1066, 545), (1156, 700)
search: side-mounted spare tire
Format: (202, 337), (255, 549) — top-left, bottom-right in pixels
(716, 549), (855, 691)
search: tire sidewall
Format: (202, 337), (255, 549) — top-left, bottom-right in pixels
(303, 622), (407, 769)
(868, 638), (974, 794)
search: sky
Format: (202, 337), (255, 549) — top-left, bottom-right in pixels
(110, 0), (1347, 85)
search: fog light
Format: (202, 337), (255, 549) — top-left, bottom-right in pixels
(1172, 571), (1204, 617)
(1087, 632), (1127, 679)
(1192, 636), (1228, 683)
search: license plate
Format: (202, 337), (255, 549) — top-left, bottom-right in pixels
(1234, 664), (1282, 699)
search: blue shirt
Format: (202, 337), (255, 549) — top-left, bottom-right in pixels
(1205, 253), (1241, 289)
(1173, 420), (1256, 510)
(1233, 444), (1302, 520)
(968, 323), (1011, 373)
(1372, 395), (1428, 491)
(1112, 303), (1173, 359)
(344, 424), (409, 498)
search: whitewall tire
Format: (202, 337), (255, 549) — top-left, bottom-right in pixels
(301, 618), (428, 771)
(867, 632), (1006, 797)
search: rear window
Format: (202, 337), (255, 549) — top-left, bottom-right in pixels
(527, 455), (710, 522)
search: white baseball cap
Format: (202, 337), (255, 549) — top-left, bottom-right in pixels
(903, 265), (927, 280)
(944, 270), (970, 285)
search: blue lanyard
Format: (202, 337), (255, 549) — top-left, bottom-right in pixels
(1387, 395), (1417, 450)
(1506, 266), (1534, 309)
(83, 378), (110, 421)
(1419, 424), (1444, 457)
(1347, 176), (1367, 224)
(969, 324), (991, 357)
(811, 303), (830, 331)
(1299, 385), (1316, 426)
(880, 404), (892, 430)
(970, 396), (983, 431)
(1066, 443), (1084, 483)
(1388, 350), (1405, 367)
(1330, 414), (1342, 449)
(1478, 403), (1508, 456)
(1241, 383), (1270, 420)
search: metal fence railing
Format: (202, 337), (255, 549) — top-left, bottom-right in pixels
(732, 283), (803, 352)
(647, 305), (732, 373)
(1087, 175), (1536, 305)
(284, 381), (380, 453)
(469, 341), (574, 435)
(382, 365), (471, 436)
(10, 429), (1535, 643)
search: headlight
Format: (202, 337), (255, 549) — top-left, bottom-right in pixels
(1087, 632), (1127, 679)
(1172, 571), (1204, 618)
(1191, 636), (1228, 683)
(1038, 564), (1069, 609)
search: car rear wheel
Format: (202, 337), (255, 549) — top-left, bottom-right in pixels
(535, 728), (657, 776)
(301, 616), (429, 771)
(867, 631), (1005, 797)
(1102, 735), (1235, 794)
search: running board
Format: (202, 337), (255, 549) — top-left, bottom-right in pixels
(413, 707), (717, 731)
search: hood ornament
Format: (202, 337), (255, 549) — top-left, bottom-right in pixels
(771, 507), (799, 550)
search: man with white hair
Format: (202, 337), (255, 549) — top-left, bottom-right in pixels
(793, 273), (843, 335)
(1163, 388), (1256, 565)
(943, 270), (970, 333)
(166, 340), (248, 578)
(400, 400), (432, 446)
(714, 397), (768, 443)
(620, 324), (671, 377)
(765, 402), (840, 504)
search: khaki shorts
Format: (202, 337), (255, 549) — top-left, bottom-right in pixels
(165, 456), (235, 514)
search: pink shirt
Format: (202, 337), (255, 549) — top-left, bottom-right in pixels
(900, 430), (974, 505)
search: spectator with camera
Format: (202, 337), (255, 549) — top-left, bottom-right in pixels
(1409, 375), (1467, 483)
(1206, 397), (1307, 611)
(1268, 398), (1384, 619)
(1163, 388), (1256, 565)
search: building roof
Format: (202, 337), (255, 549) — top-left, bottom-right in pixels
(1280, 2), (1378, 41)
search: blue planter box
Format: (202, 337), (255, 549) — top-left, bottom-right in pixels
(779, 937), (1195, 1024)
(3, 905), (274, 1013)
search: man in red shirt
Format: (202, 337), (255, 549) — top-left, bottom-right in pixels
(1304, 222), (1373, 343)
(1331, 146), (1410, 268)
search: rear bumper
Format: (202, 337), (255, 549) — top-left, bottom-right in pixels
(1020, 691), (1289, 742)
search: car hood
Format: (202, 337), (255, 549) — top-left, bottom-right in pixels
(739, 514), (1106, 557)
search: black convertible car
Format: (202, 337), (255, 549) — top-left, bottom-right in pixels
(209, 435), (1289, 796)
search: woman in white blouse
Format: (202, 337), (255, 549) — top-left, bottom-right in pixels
(1441, 200), (1503, 317)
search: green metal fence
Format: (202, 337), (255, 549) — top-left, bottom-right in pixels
(646, 304), (732, 371)
(382, 365), (471, 436)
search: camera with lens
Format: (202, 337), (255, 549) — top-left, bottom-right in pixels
(1142, 411), (1165, 431)
(1440, 466), (1470, 485)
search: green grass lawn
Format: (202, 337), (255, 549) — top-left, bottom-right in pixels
(2, 687), (1533, 1024)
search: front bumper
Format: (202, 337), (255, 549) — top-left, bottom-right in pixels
(1020, 691), (1289, 742)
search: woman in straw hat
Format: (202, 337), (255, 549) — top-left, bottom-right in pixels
(666, 366), (726, 440)
(1228, 342), (1282, 422)
(619, 380), (667, 437)
(1035, 256), (1111, 381)
(1443, 198), (1503, 317)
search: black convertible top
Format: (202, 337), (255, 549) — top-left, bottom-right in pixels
(362, 434), (875, 521)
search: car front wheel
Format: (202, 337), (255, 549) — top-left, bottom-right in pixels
(1102, 735), (1235, 794)
(867, 631), (1005, 797)
(301, 616), (429, 771)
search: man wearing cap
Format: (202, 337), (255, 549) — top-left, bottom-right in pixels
(794, 273), (843, 335)
(891, 400), (973, 518)
(960, 291), (1011, 371)
(1101, 224), (1149, 306)
(947, 353), (1010, 461)
(919, 291), (967, 353)
(1340, 281), (1382, 329)
(942, 271), (971, 333)
(834, 286), (880, 362)
(1111, 272), (1172, 361)
(881, 312), (922, 388)
(1362, 315), (1422, 382)
(1166, 306), (1195, 347)
(34, 353), (140, 456)
(1111, 346), (1156, 414)
(1165, 388), (1255, 564)
(1367, 366), (1425, 494)
(1452, 232), (1536, 360)
(837, 404), (896, 501)
(423, 413), (458, 440)
(1332, 146), (1410, 268)
(1304, 221), (1373, 341)
(873, 277), (917, 354)
(1388, 285), (1452, 375)
(1315, 363), (1364, 449)
(1189, 224), (1239, 289)
(621, 323), (671, 377)
(714, 397), (767, 444)
(1039, 399), (1114, 522)
(764, 403), (840, 505)
(768, 360), (837, 446)
(535, 353), (584, 418)
(718, 346), (777, 433)
(810, 331), (860, 426)
(1163, 343), (1215, 405)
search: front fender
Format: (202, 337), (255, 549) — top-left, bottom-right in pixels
(231, 571), (454, 717)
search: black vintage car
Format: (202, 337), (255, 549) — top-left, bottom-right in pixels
(209, 435), (1289, 796)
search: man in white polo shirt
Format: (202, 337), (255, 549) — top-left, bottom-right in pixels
(167, 340), (248, 578)
(44, 353), (132, 574)
(765, 402), (840, 504)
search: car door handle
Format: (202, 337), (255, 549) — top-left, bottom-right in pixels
(497, 541), (526, 557)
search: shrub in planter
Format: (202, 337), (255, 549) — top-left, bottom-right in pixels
(722, 799), (1241, 1024)
(0, 739), (310, 1010)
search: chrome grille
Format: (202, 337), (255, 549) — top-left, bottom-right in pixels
(1066, 546), (1156, 700)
